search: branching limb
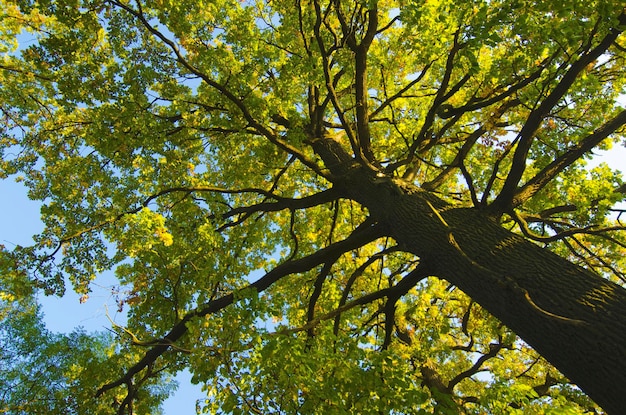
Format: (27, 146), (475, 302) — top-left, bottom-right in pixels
(382, 296), (397, 350)
(307, 260), (336, 338)
(333, 246), (401, 336)
(370, 61), (434, 120)
(511, 209), (626, 244)
(393, 30), (465, 175)
(511, 109), (626, 207)
(95, 219), (384, 399)
(352, 4), (379, 165)
(296, 0), (312, 55)
(490, 12), (626, 213)
(447, 340), (510, 390)
(326, 199), (340, 244)
(222, 188), (340, 220)
(109, 0), (325, 178)
(568, 234), (626, 283)
(421, 127), (484, 191)
(481, 139), (516, 205)
(280, 262), (431, 337)
(451, 302), (474, 351)
(41, 187), (339, 268)
(312, 0), (358, 150)
(105, 307), (192, 352)
(437, 55), (551, 120)
(459, 162), (480, 207)
(286, 210), (300, 262)
(422, 95), (524, 191)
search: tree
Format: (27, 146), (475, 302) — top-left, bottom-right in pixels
(0, 247), (174, 414)
(0, 299), (157, 414)
(1, 0), (626, 413)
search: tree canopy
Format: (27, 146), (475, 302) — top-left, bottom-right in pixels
(1, 0), (626, 413)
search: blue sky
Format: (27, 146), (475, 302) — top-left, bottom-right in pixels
(0, 145), (624, 413)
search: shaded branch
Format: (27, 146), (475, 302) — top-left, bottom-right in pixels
(369, 61), (434, 120)
(352, 5), (379, 165)
(0, 63), (56, 82)
(221, 188), (341, 222)
(422, 97), (522, 191)
(512, 209), (626, 243)
(333, 246), (401, 336)
(568, 234), (626, 283)
(307, 260), (336, 338)
(95, 219), (384, 398)
(392, 30), (465, 175)
(481, 139), (516, 205)
(421, 127), (484, 191)
(313, 0), (359, 158)
(448, 340), (510, 390)
(279, 262), (431, 337)
(459, 161), (480, 207)
(43, 186), (339, 268)
(437, 57), (549, 120)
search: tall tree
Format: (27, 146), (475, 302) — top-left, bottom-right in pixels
(2, 0), (626, 413)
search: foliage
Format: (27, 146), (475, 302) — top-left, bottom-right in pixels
(0, 297), (170, 414)
(1, 0), (625, 413)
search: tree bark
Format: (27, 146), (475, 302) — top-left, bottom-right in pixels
(337, 166), (626, 414)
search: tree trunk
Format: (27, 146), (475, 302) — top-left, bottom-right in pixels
(339, 168), (626, 414)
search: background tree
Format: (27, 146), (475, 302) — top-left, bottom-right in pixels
(0, 245), (177, 414)
(1, 0), (626, 413)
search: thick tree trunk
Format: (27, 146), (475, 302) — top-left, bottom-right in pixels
(339, 168), (626, 414)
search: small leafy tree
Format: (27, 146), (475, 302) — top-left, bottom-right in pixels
(1, 0), (626, 413)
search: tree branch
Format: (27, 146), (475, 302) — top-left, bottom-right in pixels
(221, 188), (340, 221)
(95, 219), (384, 398)
(369, 61), (433, 120)
(448, 340), (510, 390)
(111, 0), (325, 178)
(333, 246), (400, 336)
(352, 5), (379, 164)
(395, 30), (465, 175)
(490, 13), (626, 213)
(280, 261), (430, 337)
(421, 127), (484, 191)
(511, 109), (626, 207)
(307, 260), (336, 338)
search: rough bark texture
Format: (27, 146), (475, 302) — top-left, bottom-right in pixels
(335, 165), (626, 414)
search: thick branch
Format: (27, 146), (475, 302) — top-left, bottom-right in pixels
(397, 30), (464, 173)
(222, 188), (340, 220)
(353, 6), (379, 164)
(307, 260), (336, 337)
(369, 61), (433, 120)
(448, 341), (509, 390)
(490, 13), (626, 212)
(313, 0), (359, 157)
(421, 127), (484, 191)
(422, 97), (521, 192)
(437, 59), (547, 120)
(96, 220), (384, 397)
(282, 261), (430, 337)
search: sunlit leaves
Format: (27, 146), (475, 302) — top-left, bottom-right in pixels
(1, 0), (625, 413)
